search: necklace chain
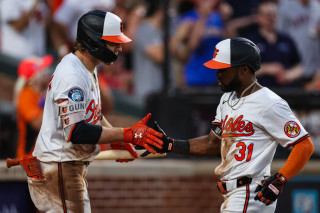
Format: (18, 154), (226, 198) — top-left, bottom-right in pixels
(227, 79), (258, 108)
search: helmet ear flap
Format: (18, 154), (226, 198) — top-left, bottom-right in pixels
(87, 38), (98, 50)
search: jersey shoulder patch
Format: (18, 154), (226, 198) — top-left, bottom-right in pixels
(284, 121), (301, 138)
(68, 88), (84, 102)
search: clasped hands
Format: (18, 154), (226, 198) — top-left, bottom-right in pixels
(111, 113), (169, 162)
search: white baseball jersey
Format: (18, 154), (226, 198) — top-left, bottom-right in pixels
(33, 53), (101, 162)
(213, 87), (309, 181)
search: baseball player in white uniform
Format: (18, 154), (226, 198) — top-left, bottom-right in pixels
(28, 10), (163, 213)
(144, 37), (314, 212)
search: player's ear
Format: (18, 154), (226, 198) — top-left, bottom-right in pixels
(241, 65), (249, 73)
(237, 66), (247, 77)
(241, 66), (254, 76)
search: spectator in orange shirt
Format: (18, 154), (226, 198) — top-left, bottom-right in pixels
(15, 55), (53, 158)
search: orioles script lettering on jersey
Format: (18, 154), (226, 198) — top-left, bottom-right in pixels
(222, 115), (254, 137)
(86, 99), (101, 124)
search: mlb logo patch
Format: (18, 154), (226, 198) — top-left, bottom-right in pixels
(68, 88), (84, 102)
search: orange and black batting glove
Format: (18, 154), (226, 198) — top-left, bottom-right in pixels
(254, 173), (287, 205)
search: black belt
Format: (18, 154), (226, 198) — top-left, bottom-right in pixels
(217, 176), (252, 194)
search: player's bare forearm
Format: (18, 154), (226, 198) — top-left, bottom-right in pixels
(98, 127), (124, 144)
(189, 130), (221, 156)
(101, 116), (113, 128)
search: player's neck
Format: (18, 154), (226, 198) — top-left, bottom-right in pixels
(75, 50), (98, 73)
(235, 80), (259, 98)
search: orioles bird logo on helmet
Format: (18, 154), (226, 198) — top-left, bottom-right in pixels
(213, 47), (219, 59)
(120, 22), (124, 33)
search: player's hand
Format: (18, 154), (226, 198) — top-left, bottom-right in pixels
(110, 142), (137, 163)
(140, 121), (174, 157)
(254, 173), (287, 205)
(123, 113), (163, 154)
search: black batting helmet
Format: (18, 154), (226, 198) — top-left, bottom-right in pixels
(76, 10), (131, 64)
(204, 37), (261, 72)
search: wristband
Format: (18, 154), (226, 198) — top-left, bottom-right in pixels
(174, 139), (190, 154)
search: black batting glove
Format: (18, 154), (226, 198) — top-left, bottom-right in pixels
(254, 173), (287, 206)
(139, 121), (174, 157)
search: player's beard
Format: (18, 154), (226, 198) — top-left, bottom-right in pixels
(220, 71), (241, 92)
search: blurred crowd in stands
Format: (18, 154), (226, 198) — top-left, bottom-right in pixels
(1, 0), (320, 100)
(0, 0), (320, 158)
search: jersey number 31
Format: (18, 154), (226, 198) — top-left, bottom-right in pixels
(235, 142), (254, 162)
